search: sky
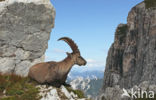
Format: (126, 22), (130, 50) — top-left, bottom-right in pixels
(45, 0), (143, 72)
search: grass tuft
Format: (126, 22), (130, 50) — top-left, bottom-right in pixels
(0, 73), (41, 100)
(65, 86), (85, 98)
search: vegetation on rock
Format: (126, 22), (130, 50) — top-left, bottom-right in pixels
(65, 86), (85, 98)
(0, 73), (87, 100)
(0, 73), (41, 100)
(144, 0), (156, 9)
(116, 25), (127, 37)
(116, 24), (128, 44)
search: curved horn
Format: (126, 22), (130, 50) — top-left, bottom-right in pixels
(58, 37), (80, 53)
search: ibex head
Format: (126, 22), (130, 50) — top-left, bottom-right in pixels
(58, 37), (87, 66)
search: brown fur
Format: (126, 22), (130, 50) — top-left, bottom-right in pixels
(28, 37), (87, 87)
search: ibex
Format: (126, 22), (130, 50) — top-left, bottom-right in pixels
(28, 37), (87, 87)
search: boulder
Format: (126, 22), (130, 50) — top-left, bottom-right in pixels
(0, 0), (55, 76)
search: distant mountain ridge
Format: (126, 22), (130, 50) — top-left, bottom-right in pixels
(67, 70), (104, 99)
(68, 70), (104, 80)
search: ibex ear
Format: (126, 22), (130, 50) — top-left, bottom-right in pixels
(66, 52), (72, 58)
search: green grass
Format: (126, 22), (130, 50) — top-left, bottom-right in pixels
(65, 86), (85, 98)
(144, 0), (156, 9)
(0, 73), (41, 100)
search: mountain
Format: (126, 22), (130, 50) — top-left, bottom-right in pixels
(68, 70), (104, 80)
(67, 70), (104, 99)
(98, 1), (156, 100)
(69, 77), (103, 99)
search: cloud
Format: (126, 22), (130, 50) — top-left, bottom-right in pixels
(52, 48), (65, 53)
(86, 59), (105, 67)
(87, 59), (97, 63)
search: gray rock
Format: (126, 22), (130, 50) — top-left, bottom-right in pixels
(98, 1), (156, 100)
(0, 57), (16, 73)
(0, 0), (55, 76)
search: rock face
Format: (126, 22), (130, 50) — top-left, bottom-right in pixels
(0, 0), (55, 76)
(98, 2), (156, 100)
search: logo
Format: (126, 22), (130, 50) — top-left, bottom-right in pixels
(121, 88), (155, 99)
(122, 88), (130, 98)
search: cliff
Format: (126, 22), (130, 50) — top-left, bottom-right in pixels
(0, 0), (55, 76)
(98, 1), (156, 100)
